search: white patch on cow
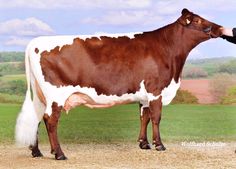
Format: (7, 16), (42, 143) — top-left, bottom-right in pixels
(161, 78), (181, 105)
(29, 32), (141, 53)
(140, 78), (181, 116)
(94, 32), (141, 39)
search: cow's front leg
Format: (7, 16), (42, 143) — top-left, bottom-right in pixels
(43, 102), (67, 160)
(149, 98), (166, 151)
(29, 123), (43, 157)
(138, 104), (151, 149)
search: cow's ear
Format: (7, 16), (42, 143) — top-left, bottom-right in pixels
(179, 8), (193, 25)
(179, 15), (193, 26)
(181, 8), (190, 15)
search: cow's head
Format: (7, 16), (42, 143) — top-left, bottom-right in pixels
(178, 8), (223, 39)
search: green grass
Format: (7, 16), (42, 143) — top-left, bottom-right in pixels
(0, 62), (25, 75)
(0, 74), (26, 97)
(0, 93), (24, 104)
(185, 57), (236, 76)
(0, 74), (26, 82)
(0, 104), (21, 143)
(0, 104), (236, 144)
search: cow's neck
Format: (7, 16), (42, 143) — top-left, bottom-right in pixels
(154, 22), (209, 82)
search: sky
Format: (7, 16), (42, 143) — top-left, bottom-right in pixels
(0, 0), (236, 59)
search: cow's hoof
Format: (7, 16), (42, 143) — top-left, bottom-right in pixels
(155, 144), (166, 151)
(56, 154), (67, 160)
(32, 150), (43, 158)
(139, 141), (151, 150)
(29, 146), (43, 158)
(51, 150), (56, 155)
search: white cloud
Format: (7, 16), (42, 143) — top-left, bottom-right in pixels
(0, 0), (151, 9)
(82, 0), (236, 29)
(83, 10), (165, 27)
(84, 11), (147, 26)
(152, 0), (236, 14)
(4, 36), (30, 46)
(0, 17), (54, 48)
(0, 17), (54, 36)
(2, 0), (234, 11)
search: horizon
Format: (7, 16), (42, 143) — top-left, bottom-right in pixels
(1, 0), (236, 59)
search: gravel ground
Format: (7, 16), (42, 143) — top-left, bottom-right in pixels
(0, 142), (236, 169)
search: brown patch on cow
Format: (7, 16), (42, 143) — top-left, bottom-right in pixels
(35, 79), (46, 105)
(39, 9), (222, 97)
(35, 48), (39, 54)
(40, 33), (171, 96)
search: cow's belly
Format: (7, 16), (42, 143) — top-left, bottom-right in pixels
(41, 80), (158, 115)
(36, 78), (180, 116)
(63, 79), (181, 113)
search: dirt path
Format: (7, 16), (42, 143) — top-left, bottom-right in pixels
(0, 142), (236, 169)
(181, 79), (216, 104)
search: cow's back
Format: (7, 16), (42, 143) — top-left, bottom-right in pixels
(38, 34), (159, 96)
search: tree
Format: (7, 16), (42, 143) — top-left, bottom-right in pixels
(217, 60), (236, 74)
(172, 90), (198, 104)
(221, 86), (236, 104)
(209, 73), (236, 103)
(183, 67), (208, 79)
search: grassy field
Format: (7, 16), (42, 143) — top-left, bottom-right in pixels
(185, 57), (236, 76)
(0, 103), (236, 144)
(0, 74), (26, 82)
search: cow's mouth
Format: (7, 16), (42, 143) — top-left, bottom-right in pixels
(206, 26), (223, 38)
(209, 31), (222, 38)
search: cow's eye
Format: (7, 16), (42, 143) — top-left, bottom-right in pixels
(193, 19), (201, 24)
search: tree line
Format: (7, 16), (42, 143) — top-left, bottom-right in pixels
(0, 52), (24, 62)
(183, 57), (236, 78)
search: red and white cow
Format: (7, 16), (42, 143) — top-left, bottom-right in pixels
(15, 9), (223, 160)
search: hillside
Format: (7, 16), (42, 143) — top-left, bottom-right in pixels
(0, 52), (25, 75)
(183, 57), (236, 78)
(0, 52), (24, 63)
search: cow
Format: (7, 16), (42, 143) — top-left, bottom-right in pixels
(15, 8), (223, 160)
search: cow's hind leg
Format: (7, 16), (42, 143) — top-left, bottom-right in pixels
(29, 93), (45, 158)
(44, 102), (67, 160)
(138, 104), (151, 149)
(29, 123), (43, 157)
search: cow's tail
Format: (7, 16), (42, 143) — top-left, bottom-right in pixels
(15, 44), (39, 146)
